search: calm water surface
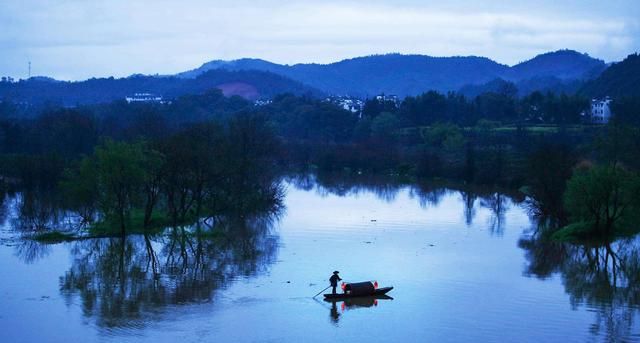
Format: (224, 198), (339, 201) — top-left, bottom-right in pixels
(1, 177), (639, 342)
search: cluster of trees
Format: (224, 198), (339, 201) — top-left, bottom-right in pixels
(62, 114), (282, 235)
(562, 164), (640, 238)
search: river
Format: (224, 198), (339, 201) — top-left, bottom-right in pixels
(1, 175), (638, 342)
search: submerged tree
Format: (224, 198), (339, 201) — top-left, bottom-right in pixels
(94, 140), (150, 235)
(563, 165), (640, 239)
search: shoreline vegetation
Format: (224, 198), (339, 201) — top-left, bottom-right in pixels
(1, 61), (639, 245)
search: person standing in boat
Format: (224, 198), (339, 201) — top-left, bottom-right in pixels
(329, 271), (342, 294)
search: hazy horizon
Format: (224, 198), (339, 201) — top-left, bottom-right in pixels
(1, 0), (639, 80)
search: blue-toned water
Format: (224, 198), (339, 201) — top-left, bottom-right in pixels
(1, 177), (638, 342)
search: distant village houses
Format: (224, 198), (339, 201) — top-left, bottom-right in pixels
(324, 96), (364, 114)
(254, 99), (273, 106)
(375, 94), (400, 107)
(125, 93), (166, 104)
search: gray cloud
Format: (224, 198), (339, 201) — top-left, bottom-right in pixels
(0, 0), (638, 80)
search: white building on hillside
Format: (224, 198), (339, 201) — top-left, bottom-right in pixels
(590, 97), (612, 123)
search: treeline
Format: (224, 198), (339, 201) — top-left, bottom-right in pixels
(0, 89), (250, 159)
(0, 88), (604, 190)
(253, 92), (597, 186)
(366, 89), (589, 126)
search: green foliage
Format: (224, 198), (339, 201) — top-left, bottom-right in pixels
(551, 221), (596, 242)
(264, 94), (358, 143)
(59, 112), (282, 236)
(371, 112), (401, 139)
(562, 165), (640, 239)
(66, 140), (161, 235)
(94, 140), (151, 234)
(362, 98), (398, 118)
(422, 123), (465, 151)
(31, 231), (77, 243)
(519, 91), (587, 124)
(399, 91), (448, 125)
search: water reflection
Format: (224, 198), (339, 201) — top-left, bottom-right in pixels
(520, 232), (640, 341)
(410, 183), (450, 209)
(323, 295), (393, 325)
(0, 188), (10, 227)
(7, 189), (82, 235)
(288, 173), (402, 202)
(14, 238), (52, 263)
(460, 189), (477, 226)
(288, 172), (523, 230)
(11, 191), (63, 232)
(480, 193), (509, 236)
(59, 213), (280, 329)
(3, 174), (640, 341)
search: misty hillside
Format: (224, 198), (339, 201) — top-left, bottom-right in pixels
(0, 69), (320, 106)
(181, 50), (607, 97)
(580, 53), (640, 98)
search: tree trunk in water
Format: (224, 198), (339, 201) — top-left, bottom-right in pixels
(143, 197), (155, 229)
(120, 209), (126, 237)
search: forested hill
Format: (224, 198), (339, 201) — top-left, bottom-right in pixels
(0, 69), (320, 106)
(580, 53), (640, 98)
(180, 50), (606, 97)
(508, 50), (606, 80)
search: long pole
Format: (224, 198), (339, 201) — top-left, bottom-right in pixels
(313, 285), (331, 298)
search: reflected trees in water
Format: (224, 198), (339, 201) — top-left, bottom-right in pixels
(410, 183), (449, 209)
(301, 172), (403, 203)
(480, 192), (509, 236)
(11, 191), (64, 232)
(59, 211), (281, 328)
(288, 173), (525, 234)
(520, 230), (640, 341)
(459, 188), (477, 227)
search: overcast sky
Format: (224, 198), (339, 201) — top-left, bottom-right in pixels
(1, 0), (639, 80)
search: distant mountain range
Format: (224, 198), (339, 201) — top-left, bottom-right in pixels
(0, 50), (629, 106)
(179, 50), (607, 97)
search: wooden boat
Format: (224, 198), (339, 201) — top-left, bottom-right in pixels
(323, 286), (393, 300)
